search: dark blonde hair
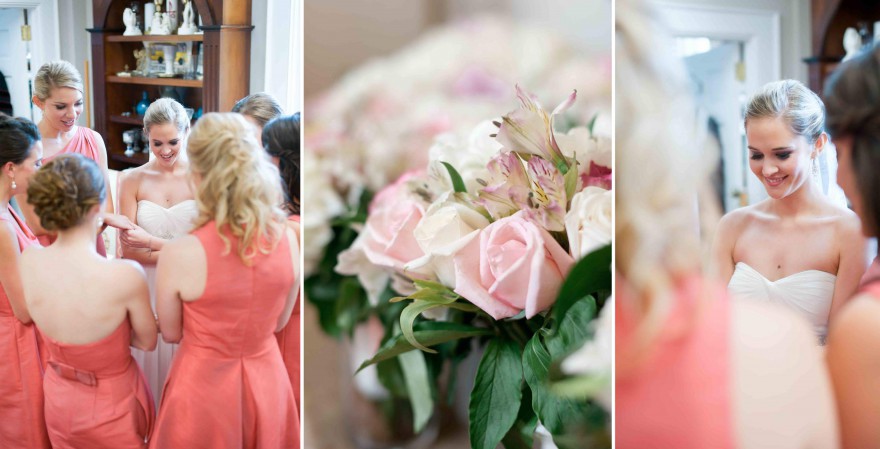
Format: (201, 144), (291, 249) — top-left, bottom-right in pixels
(34, 60), (83, 101)
(187, 113), (286, 263)
(27, 154), (105, 231)
(232, 92), (283, 127)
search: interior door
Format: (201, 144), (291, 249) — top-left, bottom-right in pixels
(0, 8), (31, 120)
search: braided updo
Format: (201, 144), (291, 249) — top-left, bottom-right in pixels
(825, 44), (880, 235)
(262, 114), (300, 214)
(26, 153), (105, 231)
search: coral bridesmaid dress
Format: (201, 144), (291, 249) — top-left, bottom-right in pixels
(150, 223), (298, 449)
(275, 214), (300, 409)
(0, 206), (50, 448)
(616, 278), (734, 449)
(39, 126), (107, 256)
(42, 321), (154, 448)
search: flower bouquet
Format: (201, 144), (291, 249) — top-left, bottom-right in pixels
(326, 86), (612, 449)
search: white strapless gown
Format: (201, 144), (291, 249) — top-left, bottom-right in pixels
(728, 262), (836, 344)
(130, 199), (198, 405)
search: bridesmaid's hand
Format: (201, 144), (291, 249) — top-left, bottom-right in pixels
(120, 225), (153, 250)
(102, 213), (135, 231)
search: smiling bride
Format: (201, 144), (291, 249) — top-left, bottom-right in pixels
(116, 98), (197, 404)
(712, 80), (867, 344)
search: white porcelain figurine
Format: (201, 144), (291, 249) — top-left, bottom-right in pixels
(178, 0), (198, 35)
(123, 7), (142, 36)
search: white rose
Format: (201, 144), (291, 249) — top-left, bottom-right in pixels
(565, 186), (612, 259)
(556, 126), (612, 179)
(428, 120), (503, 193)
(561, 296), (612, 410)
(404, 192), (491, 288)
(335, 231), (391, 306)
(301, 156), (347, 277)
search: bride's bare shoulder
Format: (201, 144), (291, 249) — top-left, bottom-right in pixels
(718, 203), (763, 236)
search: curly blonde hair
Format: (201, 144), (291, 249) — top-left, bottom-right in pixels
(187, 113), (286, 263)
(616, 0), (721, 367)
(27, 154), (105, 231)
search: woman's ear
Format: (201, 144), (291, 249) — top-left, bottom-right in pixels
(32, 95), (43, 110)
(813, 132), (829, 158)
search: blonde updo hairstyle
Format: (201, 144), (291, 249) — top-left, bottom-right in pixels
(616, 0), (721, 370)
(26, 153), (105, 231)
(33, 60), (83, 102)
(143, 97), (190, 136)
(187, 113), (286, 263)
(745, 80), (825, 146)
(231, 92), (283, 127)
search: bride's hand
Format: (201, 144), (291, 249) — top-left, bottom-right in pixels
(102, 213), (135, 231)
(120, 225), (153, 249)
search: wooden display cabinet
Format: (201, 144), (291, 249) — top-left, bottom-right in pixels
(89, 0), (253, 169)
(806, 0), (880, 96)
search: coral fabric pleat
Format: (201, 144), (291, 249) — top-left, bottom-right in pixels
(149, 223), (298, 449)
(0, 206), (50, 449)
(275, 214), (301, 411)
(38, 126), (107, 256)
(42, 321), (154, 448)
(616, 278), (735, 449)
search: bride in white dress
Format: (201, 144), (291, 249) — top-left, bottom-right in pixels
(713, 80), (867, 344)
(117, 98), (197, 403)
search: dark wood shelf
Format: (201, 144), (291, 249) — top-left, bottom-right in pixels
(110, 114), (144, 125)
(109, 151), (149, 166)
(92, 0), (252, 169)
(106, 34), (204, 43)
(107, 75), (202, 88)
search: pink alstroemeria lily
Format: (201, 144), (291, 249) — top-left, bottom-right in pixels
(479, 151), (531, 221)
(523, 157), (568, 232)
(495, 85), (577, 175)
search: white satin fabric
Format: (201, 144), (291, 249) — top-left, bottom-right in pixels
(728, 262), (836, 344)
(130, 199), (199, 405)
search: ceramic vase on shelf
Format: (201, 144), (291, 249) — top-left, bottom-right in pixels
(341, 319), (439, 449)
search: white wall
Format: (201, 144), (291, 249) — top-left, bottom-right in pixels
(58, 0), (93, 126)
(655, 0), (809, 82)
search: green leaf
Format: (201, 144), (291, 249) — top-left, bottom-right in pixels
(399, 348), (434, 433)
(469, 339), (523, 449)
(551, 373), (611, 398)
(523, 298), (598, 435)
(400, 297), (458, 353)
(553, 244), (611, 324)
(546, 297), (597, 358)
(441, 161), (468, 193)
(356, 323), (492, 372)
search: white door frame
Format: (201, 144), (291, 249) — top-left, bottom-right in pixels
(0, 0), (60, 121)
(263, 0), (301, 114)
(654, 1), (781, 207)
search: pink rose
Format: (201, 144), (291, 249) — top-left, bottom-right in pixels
(361, 171), (427, 272)
(452, 212), (575, 320)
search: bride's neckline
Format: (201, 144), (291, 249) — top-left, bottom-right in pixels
(733, 262), (836, 283)
(137, 199), (197, 210)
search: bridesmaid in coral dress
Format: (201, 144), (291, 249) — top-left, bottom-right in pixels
(15, 60), (131, 255)
(151, 113), (298, 449)
(20, 154), (157, 448)
(263, 114), (301, 409)
(0, 115), (50, 448)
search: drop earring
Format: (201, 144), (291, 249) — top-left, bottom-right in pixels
(10, 179), (16, 190)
